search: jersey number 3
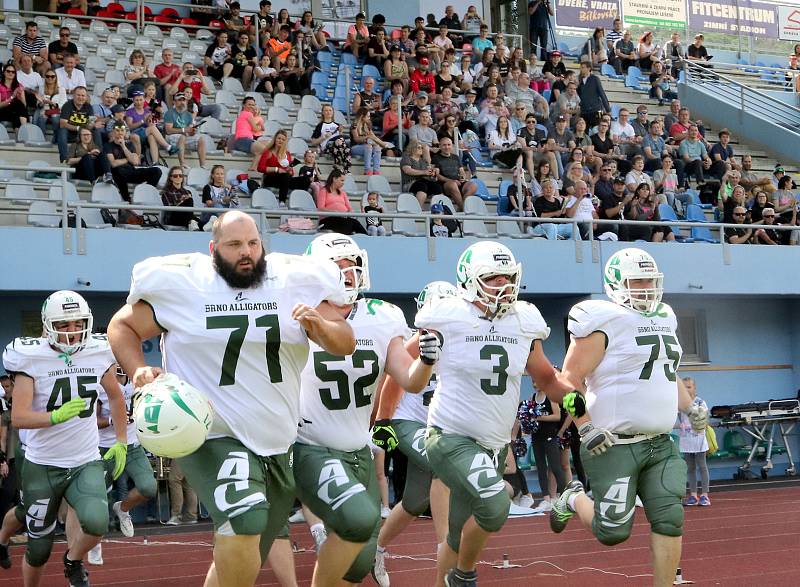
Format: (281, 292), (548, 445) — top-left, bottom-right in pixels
(206, 314), (282, 386)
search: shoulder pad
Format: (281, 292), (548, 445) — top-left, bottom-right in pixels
(128, 253), (208, 304)
(567, 299), (620, 339)
(415, 297), (472, 331)
(512, 301), (550, 340)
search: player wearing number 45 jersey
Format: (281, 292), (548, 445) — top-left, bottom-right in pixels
(294, 234), (438, 587)
(418, 242), (572, 587)
(550, 248), (708, 587)
(2, 291), (129, 587)
(108, 211), (356, 587)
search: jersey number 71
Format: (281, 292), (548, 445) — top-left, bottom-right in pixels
(206, 314), (282, 386)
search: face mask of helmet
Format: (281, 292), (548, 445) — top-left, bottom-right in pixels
(604, 250), (664, 315)
(474, 269), (521, 318)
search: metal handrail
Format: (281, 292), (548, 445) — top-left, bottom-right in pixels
(2, 7), (141, 29)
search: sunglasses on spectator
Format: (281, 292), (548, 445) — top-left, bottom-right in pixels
(733, 213), (746, 217)
(5, 69), (16, 74)
(61, 32), (70, 36)
(170, 173), (184, 178)
(764, 214), (775, 218)
(45, 74), (56, 78)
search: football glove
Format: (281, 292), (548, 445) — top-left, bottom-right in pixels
(563, 391), (587, 418)
(371, 419), (399, 451)
(50, 398), (86, 425)
(578, 422), (615, 456)
(687, 405), (709, 432)
(418, 330), (442, 365)
(103, 441), (128, 480)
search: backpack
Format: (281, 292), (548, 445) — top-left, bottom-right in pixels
(439, 203), (463, 237)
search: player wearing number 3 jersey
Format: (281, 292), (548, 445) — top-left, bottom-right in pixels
(294, 234), (437, 587)
(2, 290), (129, 587)
(417, 241), (572, 587)
(108, 211), (355, 587)
(550, 248), (704, 587)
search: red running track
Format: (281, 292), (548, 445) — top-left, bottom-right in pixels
(0, 486), (797, 586)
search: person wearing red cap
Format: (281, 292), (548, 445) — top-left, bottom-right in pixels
(410, 58), (437, 100)
(542, 50), (566, 84)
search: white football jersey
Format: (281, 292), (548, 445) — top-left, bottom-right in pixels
(416, 297), (550, 450)
(127, 252), (348, 457)
(297, 298), (409, 452)
(97, 381), (138, 448)
(2, 335), (115, 468)
(568, 300), (682, 434)
(394, 373), (436, 425)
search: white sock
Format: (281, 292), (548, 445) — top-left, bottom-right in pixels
(309, 523), (324, 535)
(567, 494), (578, 512)
(376, 546), (385, 553)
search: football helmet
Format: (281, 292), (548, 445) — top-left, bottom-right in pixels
(41, 290), (93, 354)
(305, 233), (369, 304)
(604, 248), (664, 314)
(455, 241), (522, 318)
(414, 281), (458, 310)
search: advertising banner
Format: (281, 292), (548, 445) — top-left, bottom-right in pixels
(554, 0), (621, 29)
(622, 0), (687, 28)
(688, 0), (779, 37)
(778, 4), (800, 41)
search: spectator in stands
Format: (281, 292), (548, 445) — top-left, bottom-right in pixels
(433, 86), (459, 126)
(67, 125), (111, 184)
(527, 1), (553, 61)
(362, 191), (386, 236)
(352, 76), (383, 122)
(679, 124), (711, 185)
(753, 207), (780, 244)
(710, 128), (739, 173)
(293, 149), (323, 196)
(402, 139), (442, 206)
(668, 107), (693, 143)
(433, 24), (455, 58)
(383, 45), (410, 93)
(365, 28), (390, 70)
(748, 190), (775, 224)
(687, 34), (712, 63)
(351, 108), (392, 176)
(205, 31), (232, 81)
(257, 129), (300, 203)
(408, 109), (439, 161)
(91, 88), (116, 137)
(505, 72), (549, 120)
(125, 50), (158, 98)
(34, 69), (66, 135)
(51, 0), (87, 13)
(606, 18), (623, 68)
(594, 163), (615, 199)
(509, 102), (530, 133)
(224, 31), (257, 89)
(613, 30), (637, 74)
(174, 63), (221, 120)
(663, 31), (685, 77)
(410, 57), (437, 99)
(725, 206), (753, 244)
(563, 180), (597, 239)
(253, 54), (281, 94)
(311, 104), (351, 174)
(478, 83), (508, 138)
(487, 116), (520, 168)
(275, 53), (304, 95)
(582, 27), (608, 67)
(252, 0), (274, 46)
(649, 61), (677, 105)
(542, 50), (567, 84)
(266, 25), (292, 69)
(224, 1), (246, 39)
(554, 80), (580, 127)
(167, 461), (198, 526)
(462, 5), (484, 42)
(381, 96), (412, 147)
(636, 31), (658, 72)
(772, 175), (798, 229)
(344, 13), (370, 60)
(429, 202), (453, 237)
(572, 116), (593, 151)
(528, 179), (568, 239)
(48, 27), (79, 69)
(577, 61), (610, 128)
(719, 183), (748, 223)
(54, 53), (85, 97)
(630, 105), (650, 139)
(12, 22), (49, 75)
(155, 49), (182, 106)
(143, 81), (165, 128)
(201, 165), (239, 223)
(161, 166), (198, 230)
(233, 96), (267, 165)
(272, 8), (294, 35)
(105, 104), (141, 154)
(597, 176), (630, 240)
(561, 160), (591, 196)
(295, 10), (327, 50)
(625, 155), (654, 194)
(16, 54), (43, 114)
(625, 182), (674, 242)
(654, 154), (681, 208)
(164, 94), (208, 169)
(57, 86), (100, 161)
(105, 123), (162, 202)
(663, 99), (681, 132)
(471, 25), (494, 65)
(435, 60), (458, 97)
(740, 154), (775, 194)
(315, 169), (367, 234)
(440, 6), (462, 44)
(126, 90), (175, 165)
(611, 108), (642, 158)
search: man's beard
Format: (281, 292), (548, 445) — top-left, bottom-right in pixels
(213, 247), (267, 289)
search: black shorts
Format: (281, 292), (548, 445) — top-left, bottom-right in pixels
(408, 179), (442, 196)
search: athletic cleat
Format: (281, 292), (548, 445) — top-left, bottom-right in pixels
(288, 509), (305, 524)
(444, 568), (477, 587)
(0, 542), (10, 569)
(371, 549), (390, 587)
(550, 480), (584, 534)
(87, 544), (103, 566)
(310, 525), (327, 553)
(63, 552), (90, 587)
(113, 501), (134, 537)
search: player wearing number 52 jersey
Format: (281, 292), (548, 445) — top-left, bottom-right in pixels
(418, 241), (571, 587)
(550, 248), (707, 587)
(108, 211), (355, 587)
(2, 291), (128, 587)
(294, 234), (438, 587)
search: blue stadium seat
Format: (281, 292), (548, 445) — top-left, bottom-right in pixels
(601, 63), (623, 79)
(340, 52), (358, 67)
(497, 180), (514, 215)
(685, 204), (719, 243)
(470, 178), (496, 201)
(658, 204), (694, 242)
(332, 95), (348, 113)
(361, 64), (382, 81)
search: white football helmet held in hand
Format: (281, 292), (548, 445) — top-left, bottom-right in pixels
(603, 248), (664, 315)
(41, 290), (94, 354)
(456, 241), (522, 318)
(305, 233), (370, 304)
(414, 280), (458, 310)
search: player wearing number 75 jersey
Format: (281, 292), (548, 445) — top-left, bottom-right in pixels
(417, 241), (572, 587)
(108, 211), (356, 587)
(294, 233), (438, 587)
(2, 290), (129, 587)
(549, 248), (706, 587)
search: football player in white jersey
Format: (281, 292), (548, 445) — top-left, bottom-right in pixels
(371, 281), (458, 586)
(417, 241), (572, 587)
(2, 291), (129, 587)
(294, 233), (440, 587)
(549, 248), (708, 587)
(107, 211), (356, 587)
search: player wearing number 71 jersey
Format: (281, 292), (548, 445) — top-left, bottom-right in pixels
(2, 290), (129, 587)
(417, 241), (572, 587)
(108, 211), (355, 587)
(549, 248), (707, 587)
(294, 233), (438, 587)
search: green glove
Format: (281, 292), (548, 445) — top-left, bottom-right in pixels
(50, 398), (86, 425)
(103, 442), (128, 480)
(371, 420), (399, 452)
(563, 391), (587, 418)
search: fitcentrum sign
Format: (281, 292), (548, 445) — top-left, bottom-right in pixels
(688, 0), (778, 37)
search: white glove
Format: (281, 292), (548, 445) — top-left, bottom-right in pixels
(418, 330), (442, 365)
(687, 405), (708, 432)
(578, 422), (616, 456)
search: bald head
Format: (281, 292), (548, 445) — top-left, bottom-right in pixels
(211, 210), (258, 243)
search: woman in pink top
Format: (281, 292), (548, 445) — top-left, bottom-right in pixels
(316, 169), (367, 235)
(233, 96), (267, 168)
(344, 13), (369, 59)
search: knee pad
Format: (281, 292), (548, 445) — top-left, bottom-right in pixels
(14, 504), (25, 525)
(332, 498), (380, 544)
(136, 475), (158, 501)
(79, 504), (109, 537)
(401, 492), (430, 518)
(24, 536), (55, 568)
(650, 502), (684, 538)
(594, 525), (632, 546)
(473, 490), (510, 534)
